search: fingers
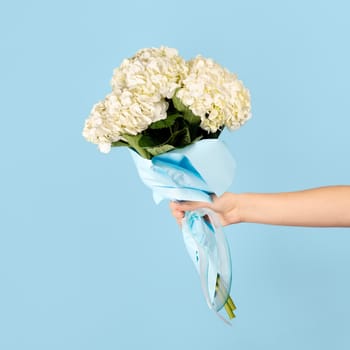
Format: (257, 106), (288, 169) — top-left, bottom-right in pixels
(171, 200), (211, 212)
(169, 201), (185, 226)
(169, 200), (213, 227)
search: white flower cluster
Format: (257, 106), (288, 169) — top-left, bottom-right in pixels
(83, 47), (187, 153)
(111, 47), (188, 99)
(176, 56), (251, 133)
(82, 47), (251, 153)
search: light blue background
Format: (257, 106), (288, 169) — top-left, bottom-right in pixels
(1, 0), (350, 349)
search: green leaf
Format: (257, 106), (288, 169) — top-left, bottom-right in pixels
(121, 134), (142, 147)
(111, 140), (129, 148)
(149, 113), (182, 129)
(172, 94), (201, 126)
(144, 144), (175, 157)
(168, 127), (191, 147)
(138, 134), (165, 148)
(144, 128), (191, 157)
(183, 108), (201, 125)
(192, 135), (203, 143)
(118, 116), (202, 159)
(121, 134), (152, 159)
(172, 94), (187, 112)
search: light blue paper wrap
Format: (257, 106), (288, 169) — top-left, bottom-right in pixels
(130, 139), (236, 321)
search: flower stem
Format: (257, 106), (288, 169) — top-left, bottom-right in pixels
(216, 274), (236, 319)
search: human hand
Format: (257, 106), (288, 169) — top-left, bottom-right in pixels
(169, 192), (242, 227)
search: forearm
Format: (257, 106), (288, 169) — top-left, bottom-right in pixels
(238, 186), (350, 227)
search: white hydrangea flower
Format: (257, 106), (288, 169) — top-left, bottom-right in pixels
(176, 56), (251, 133)
(111, 46), (188, 100)
(104, 92), (169, 135)
(82, 100), (118, 153)
(82, 92), (169, 153)
(83, 47), (187, 153)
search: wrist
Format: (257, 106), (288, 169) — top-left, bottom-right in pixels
(236, 193), (246, 223)
(236, 193), (256, 224)
(223, 192), (248, 225)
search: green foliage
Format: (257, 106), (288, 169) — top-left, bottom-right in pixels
(183, 107), (201, 125)
(144, 144), (175, 156)
(111, 140), (129, 147)
(172, 93), (187, 112)
(113, 97), (221, 159)
(149, 112), (181, 129)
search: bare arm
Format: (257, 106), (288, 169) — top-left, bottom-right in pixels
(170, 186), (350, 227)
(239, 186), (350, 227)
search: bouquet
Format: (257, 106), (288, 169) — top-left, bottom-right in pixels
(82, 46), (251, 322)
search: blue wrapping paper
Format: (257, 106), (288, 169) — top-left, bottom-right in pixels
(130, 139), (236, 321)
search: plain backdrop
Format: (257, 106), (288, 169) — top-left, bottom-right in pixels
(1, 0), (350, 349)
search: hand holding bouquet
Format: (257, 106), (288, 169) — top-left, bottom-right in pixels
(82, 46), (251, 322)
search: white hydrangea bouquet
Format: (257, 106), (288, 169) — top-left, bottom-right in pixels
(83, 47), (251, 323)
